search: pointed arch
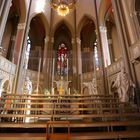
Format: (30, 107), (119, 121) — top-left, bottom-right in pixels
(29, 13), (50, 36)
(27, 13), (49, 71)
(53, 22), (72, 50)
(52, 20), (74, 37)
(78, 15), (96, 73)
(77, 14), (96, 37)
(98, 0), (112, 26)
(53, 21), (73, 76)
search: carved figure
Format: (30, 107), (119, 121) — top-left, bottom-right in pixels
(113, 67), (135, 103)
(23, 77), (32, 94)
(83, 76), (98, 95)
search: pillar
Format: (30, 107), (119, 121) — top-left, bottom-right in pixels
(0, 0), (12, 47)
(99, 26), (111, 67)
(76, 37), (82, 92)
(76, 37), (82, 74)
(47, 37), (54, 89)
(112, 0), (134, 80)
(42, 36), (50, 88)
(72, 38), (78, 91)
(120, 0), (138, 43)
(108, 39), (114, 63)
(0, 0), (5, 17)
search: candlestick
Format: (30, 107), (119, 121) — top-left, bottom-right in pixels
(52, 58), (55, 95)
(36, 58), (41, 94)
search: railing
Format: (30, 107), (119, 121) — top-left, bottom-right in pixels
(0, 94), (139, 123)
(0, 94), (140, 139)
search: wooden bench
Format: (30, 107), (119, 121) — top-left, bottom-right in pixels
(46, 121), (70, 140)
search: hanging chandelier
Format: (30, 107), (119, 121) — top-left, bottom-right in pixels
(50, 0), (78, 16)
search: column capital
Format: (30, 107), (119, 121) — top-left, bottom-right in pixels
(17, 23), (26, 30)
(99, 26), (107, 32)
(44, 36), (50, 43)
(95, 29), (98, 35)
(71, 38), (75, 44)
(76, 37), (81, 44)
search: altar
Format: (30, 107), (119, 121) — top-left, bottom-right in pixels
(54, 76), (71, 95)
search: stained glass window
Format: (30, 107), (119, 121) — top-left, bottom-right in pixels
(94, 46), (99, 70)
(24, 36), (31, 69)
(57, 43), (68, 76)
(94, 40), (99, 70)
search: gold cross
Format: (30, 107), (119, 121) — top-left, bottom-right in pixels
(58, 85), (64, 95)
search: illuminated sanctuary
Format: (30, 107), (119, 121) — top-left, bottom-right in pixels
(0, 0), (140, 139)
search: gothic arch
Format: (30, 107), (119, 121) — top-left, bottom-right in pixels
(1, 0), (26, 61)
(29, 13), (49, 36)
(52, 20), (74, 38)
(53, 22), (72, 50)
(53, 22), (73, 76)
(77, 14), (96, 37)
(79, 15), (96, 73)
(27, 13), (47, 71)
(98, 0), (112, 26)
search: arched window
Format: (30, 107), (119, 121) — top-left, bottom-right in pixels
(24, 36), (31, 69)
(94, 45), (99, 70)
(57, 43), (68, 76)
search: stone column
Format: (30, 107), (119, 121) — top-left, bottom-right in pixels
(76, 37), (82, 74)
(13, 23), (26, 64)
(76, 37), (82, 92)
(120, 0), (138, 44)
(8, 35), (16, 60)
(72, 38), (78, 91)
(0, 0), (12, 47)
(99, 26), (111, 67)
(0, 0), (5, 17)
(112, 0), (133, 79)
(14, 24), (30, 94)
(108, 39), (114, 63)
(42, 36), (50, 88)
(47, 37), (54, 89)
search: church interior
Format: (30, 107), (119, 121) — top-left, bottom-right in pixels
(0, 0), (140, 139)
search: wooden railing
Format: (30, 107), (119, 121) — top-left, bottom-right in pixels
(0, 94), (140, 139)
(0, 94), (139, 121)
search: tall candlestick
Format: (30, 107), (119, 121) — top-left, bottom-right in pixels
(67, 59), (68, 82)
(81, 74), (83, 94)
(52, 58), (55, 95)
(8, 63), (12, 94)
(68, 88), (70, 95)
(36, 58), (41, 94)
